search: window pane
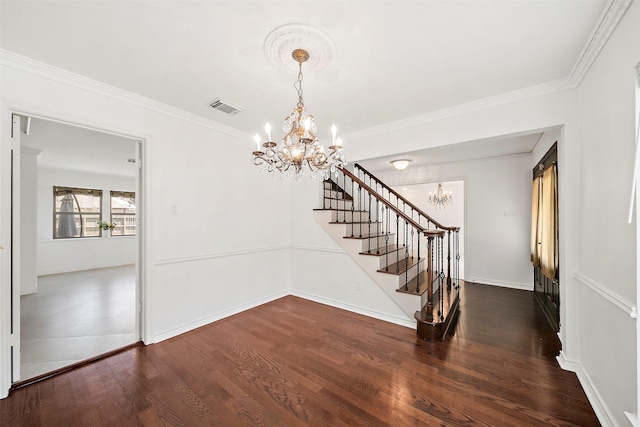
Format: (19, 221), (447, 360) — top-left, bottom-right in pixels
(54, 187), (102, 238)
(110, 191), (136, 236)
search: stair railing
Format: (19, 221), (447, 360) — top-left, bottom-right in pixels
(324, 167), (453, 315)
(353, 163), (461, 291)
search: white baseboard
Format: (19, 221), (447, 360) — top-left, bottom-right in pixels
(290, 289), (416, 329)
(626, 412), (639, 427)
(152, 290), (289, 343)
(465, 276), (533, 291)
(557, 351), (615, 427)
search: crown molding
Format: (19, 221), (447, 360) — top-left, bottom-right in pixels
(0, 49), (251, 141)
(2, 0), (631, 144)
(344, 77), (575, 142)
(345, 0), (631, 142)
(569, 0), (632, 84)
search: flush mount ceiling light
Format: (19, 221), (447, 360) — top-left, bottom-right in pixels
(252, 47), (346, 181)
(391, 159), (412, 171)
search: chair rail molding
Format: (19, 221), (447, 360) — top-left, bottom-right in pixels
(573, 272), (636, 318)
(154, 245), (290, 266)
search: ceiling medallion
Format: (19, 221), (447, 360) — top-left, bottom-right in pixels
(264, 24), (335, 74)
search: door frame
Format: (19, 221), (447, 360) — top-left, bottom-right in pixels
(0, 106), (148, 397)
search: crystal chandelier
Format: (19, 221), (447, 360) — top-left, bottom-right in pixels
(253, 49), (346, 181)
(429, 183), (453, 208)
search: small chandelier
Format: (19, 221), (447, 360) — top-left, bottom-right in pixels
(253, 49), (346, 181)
(429, 183), (453, 208)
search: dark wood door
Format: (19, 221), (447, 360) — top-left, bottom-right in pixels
(533, 143), (559, 332)
(534, 267), (559, 331)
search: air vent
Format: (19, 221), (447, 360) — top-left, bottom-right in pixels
(209, 98), (243, 115)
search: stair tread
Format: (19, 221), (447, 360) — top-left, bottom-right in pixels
(377, 256), (421, 275)
(313, 208), (368, 213)
(359, 245), (404, 256)
(329, 221), (381, 225)
(396, 271), (429, 295)
(323, 194), (353, 201)
(323, 195), (352, 200)
(343, 233), (394, 240)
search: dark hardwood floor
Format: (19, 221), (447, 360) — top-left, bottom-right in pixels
(0, 283), (599, 426)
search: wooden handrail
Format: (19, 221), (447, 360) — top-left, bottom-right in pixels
(339, 167), (425, 233)
(354, 163), (459, 232)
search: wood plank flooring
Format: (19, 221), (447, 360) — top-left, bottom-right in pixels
(1, 283), (599, 426)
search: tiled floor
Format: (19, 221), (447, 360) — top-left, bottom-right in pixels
(20, 265), (137, 380)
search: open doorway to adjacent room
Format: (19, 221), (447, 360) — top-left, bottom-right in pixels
(395, 180), (466, 280)
(17, 116), (142, 381)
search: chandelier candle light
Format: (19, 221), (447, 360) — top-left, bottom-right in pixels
(429, 183), (453, 208)
(253, 49), (346, 181)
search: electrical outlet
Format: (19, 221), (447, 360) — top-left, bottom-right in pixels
(356, 281), (363, 291)
(170, 204), (179, 215)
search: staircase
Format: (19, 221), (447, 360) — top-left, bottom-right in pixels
(313, 164), (461, 341)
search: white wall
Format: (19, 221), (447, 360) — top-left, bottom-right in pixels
(288, 179), (414, 324)
(375, 155), (532, 290)
(391, 180), (465, 280)
(20, 148), (40, 294)
(0, 50), (292, 397)
(36, 167), (136, 275)
(1, 7), (640, 423)
(573, 2), (640, 424)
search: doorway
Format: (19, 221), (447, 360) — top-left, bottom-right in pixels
(396, 180), (466, 279)
(11, 115), (143, 382)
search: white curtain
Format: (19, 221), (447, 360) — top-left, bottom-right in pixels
(57, 194), (78, 238)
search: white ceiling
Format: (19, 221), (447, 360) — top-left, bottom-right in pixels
(360, 132), (545, 173)
(21, 118), (138, 177)
(0, 1), (612, 171)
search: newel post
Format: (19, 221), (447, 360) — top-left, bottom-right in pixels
(424, 230), (444, 322)
(446, 230), (452, 289)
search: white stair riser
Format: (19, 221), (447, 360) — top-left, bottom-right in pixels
(342, 222), (385, 235)
(324, 190), (349, 199)
(330, 210), (370, 222)
(313, 210), (421, 320)
(324, 199), (353, 210)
